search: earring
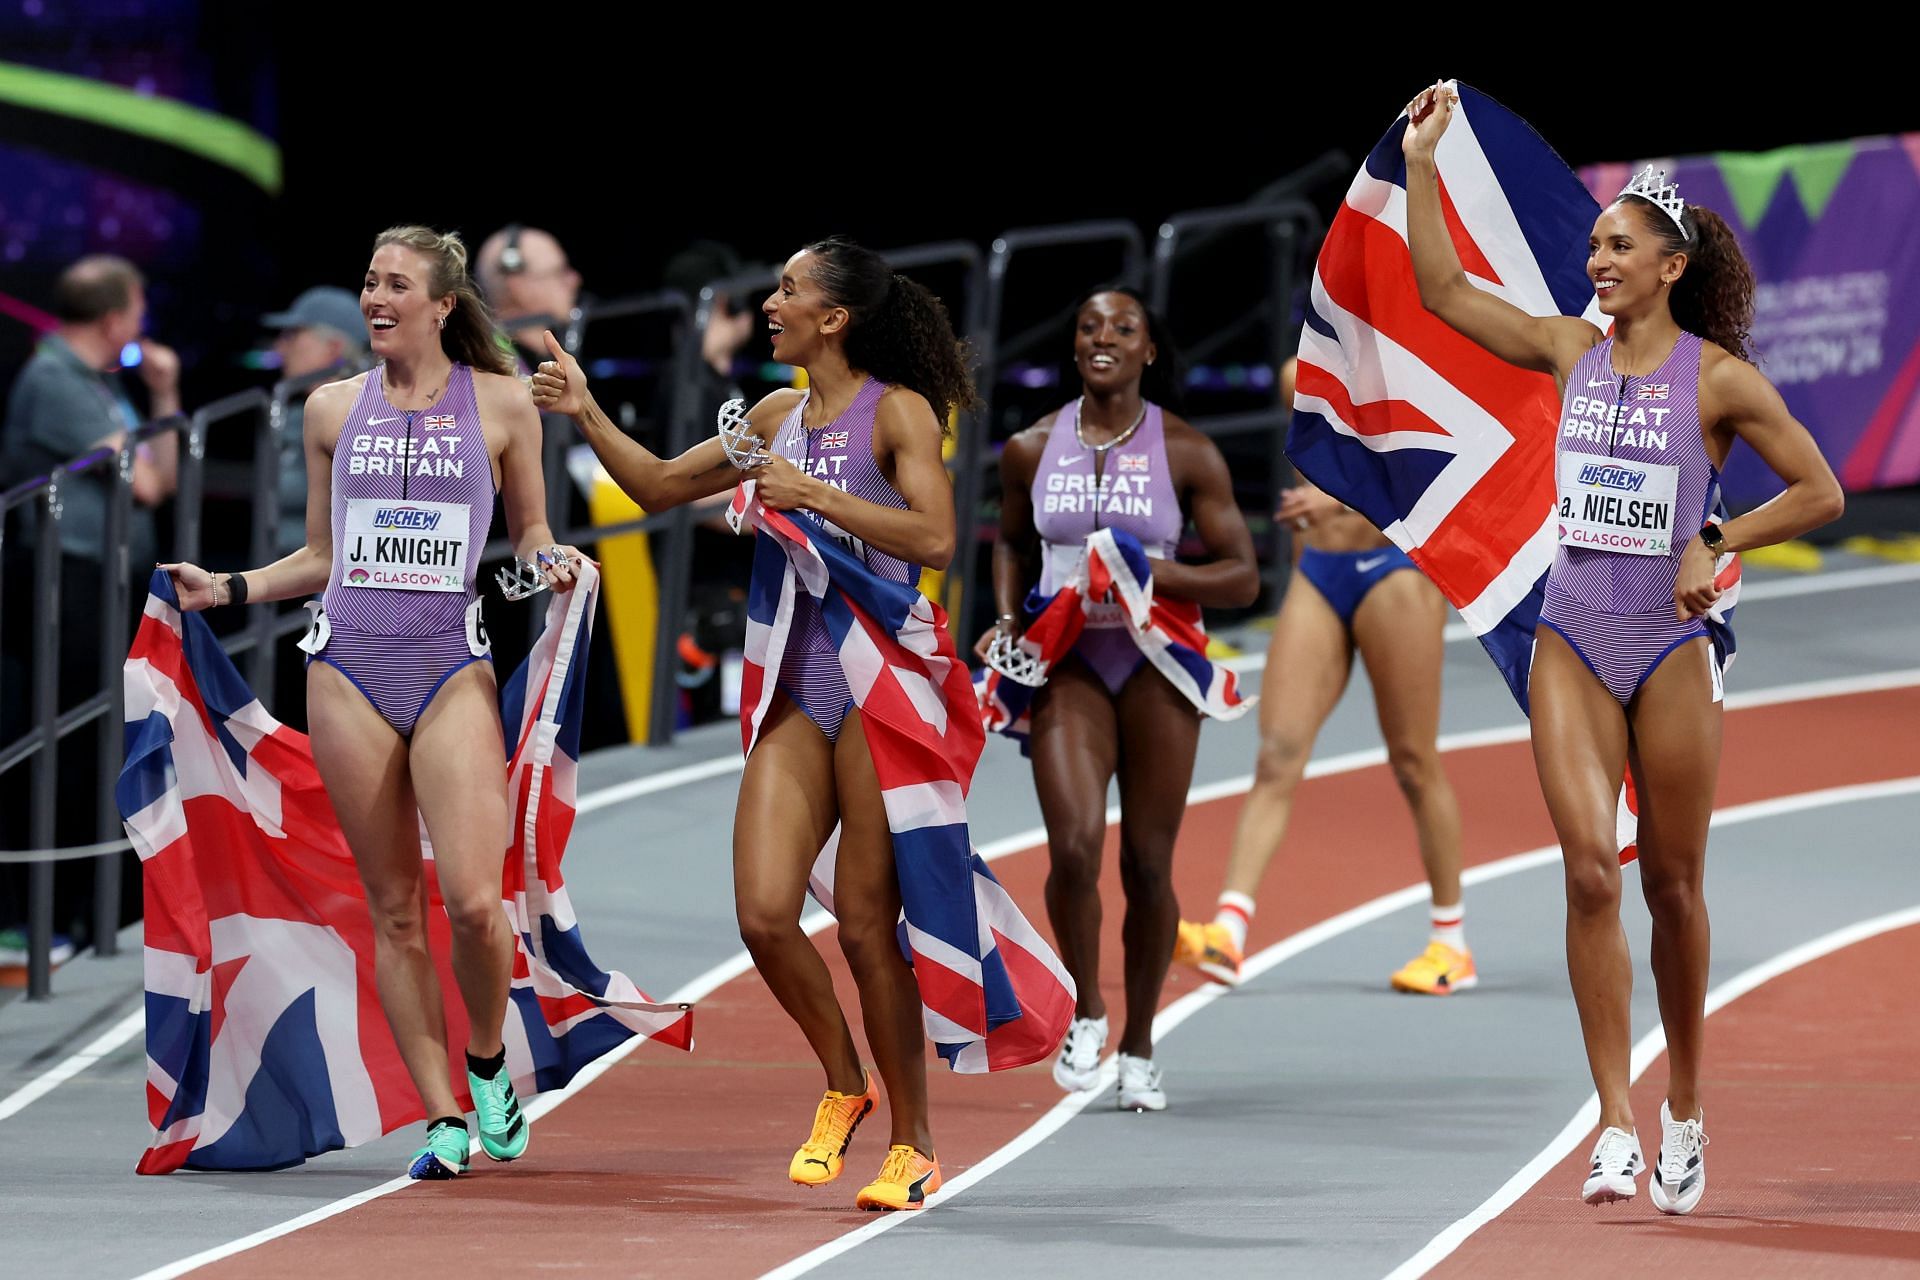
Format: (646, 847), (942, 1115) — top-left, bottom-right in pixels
(437, 315), (447, 330)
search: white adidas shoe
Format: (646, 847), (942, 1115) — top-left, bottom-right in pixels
(1581, 1125), (1645, 1204)
(1116, 1053), (1166, 1112)
(1051, 1015), (1108, 1092)
(1648, 1101), (1708, 1215)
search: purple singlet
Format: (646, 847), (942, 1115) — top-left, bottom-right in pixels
(1030, 399), (1182, 694)
(303, 363), (496, 735)
(772, 377), (919, 740)
(1538, 334), (1723, 704)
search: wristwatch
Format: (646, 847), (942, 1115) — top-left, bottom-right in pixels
(1699, 523), (1726, 555)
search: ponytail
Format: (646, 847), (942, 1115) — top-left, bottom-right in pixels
(803, 237), (977, 425)
(1617, 197), (1757, 364)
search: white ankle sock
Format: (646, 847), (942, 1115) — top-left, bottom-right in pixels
(1214, 892), (1254, 951)
(1429, 900), (1465, 951)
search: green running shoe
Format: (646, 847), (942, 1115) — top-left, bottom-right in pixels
(468, 1065), (529, 1162)
(407, 1120), (471, 1179)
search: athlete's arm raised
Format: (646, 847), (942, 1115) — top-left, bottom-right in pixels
(1402, 82), (1600, 383)
(532, 329), (778, 510)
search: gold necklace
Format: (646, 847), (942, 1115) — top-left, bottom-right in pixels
(1073, 396), (1147, 453)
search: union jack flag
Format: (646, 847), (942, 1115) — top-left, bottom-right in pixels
(728, 483), (1075, 1072)
(121, 564), (691, 1174)
(979, 527), (1253, 746)
(1286, 83), (1742, 861)
(1116, 453), (1150, 473)
(1287, 81), (1608, 713)
(422, 414), (456, 431)
(1635, 383), (1670, 400)
(817, 430), (850, 449)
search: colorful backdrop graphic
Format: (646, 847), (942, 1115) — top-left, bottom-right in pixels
(1584, 135), (1920, 503)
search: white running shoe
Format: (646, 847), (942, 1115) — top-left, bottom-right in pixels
(1051, 1015), (1108, 1092)
(1648, 1101), (1708, 1215)
(1116, 1053), (1166, 1112)
(1581, 1125), (1645, 1204)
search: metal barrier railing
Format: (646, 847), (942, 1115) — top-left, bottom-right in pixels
(0, 180), (1345, 997)
(1151, 198), (1324, 597)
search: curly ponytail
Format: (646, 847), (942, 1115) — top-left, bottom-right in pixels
(803, 237), (978, 425)
(372, 225), (516, 377)
(1616, 197), (1757, 364)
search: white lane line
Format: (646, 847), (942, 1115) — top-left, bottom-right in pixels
(762, 776), (1920, 1279)
(86, 679), (1920, 1278)
(0, 1007), (145, 1123)
(1385, 894), (1920, 1277)
(1218, 561), (1920, 672)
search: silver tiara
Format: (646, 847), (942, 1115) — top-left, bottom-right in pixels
(716, 397), (770, 470)
(1619, 165), (1687, 233)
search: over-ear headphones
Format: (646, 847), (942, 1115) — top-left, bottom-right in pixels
(498, 223), (525, 275)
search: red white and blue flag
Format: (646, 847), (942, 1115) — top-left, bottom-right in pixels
(1287, 82), (1741, 859)
(121, 563), (691, 1174)
(979, 527), (1253, 745)
(728, 484), (1075, 1073)
(1288, 81), (1609, 711)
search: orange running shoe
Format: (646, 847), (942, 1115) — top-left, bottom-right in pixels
(854, 1144), (942, 1211)
(1172, 920), (1243, 985)
(1390, 941), (1478, 994)
(788, 1071), (876, 1186)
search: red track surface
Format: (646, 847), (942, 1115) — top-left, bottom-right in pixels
(1433, 925), (1920, 1278)
(196, 688), (1920, 1279)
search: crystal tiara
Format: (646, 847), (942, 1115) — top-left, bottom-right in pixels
(1618, 164), (1687, 233)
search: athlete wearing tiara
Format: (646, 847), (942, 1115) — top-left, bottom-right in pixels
(1403, 83), (1843, 1212)
(164, 226), (580, 1179)
(980, 287), (1258, 1111)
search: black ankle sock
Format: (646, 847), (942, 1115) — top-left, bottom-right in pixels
(465, 1048), (507, 1080)
(429, 1115), (468, 1132)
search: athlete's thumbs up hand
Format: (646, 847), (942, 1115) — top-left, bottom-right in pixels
(530, 329), (587, 417)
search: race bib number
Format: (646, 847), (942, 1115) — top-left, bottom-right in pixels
(1556, 453), (1680, 556)
(340, 499), (469, 591)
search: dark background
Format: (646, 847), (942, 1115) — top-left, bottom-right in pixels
(5, 7), (1910, 410)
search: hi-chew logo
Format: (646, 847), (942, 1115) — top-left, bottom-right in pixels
(1576, 463), (1647, 492)
(372, 506), (442, 530)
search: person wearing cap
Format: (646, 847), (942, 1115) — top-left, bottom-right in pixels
(261, 286), (370, 555)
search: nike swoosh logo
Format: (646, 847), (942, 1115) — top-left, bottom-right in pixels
(368, 416), (400, 425)
(1058, 454), (1086, 465)
(1356, 555), (1390, 572)
(1585, 379), (1614, 388)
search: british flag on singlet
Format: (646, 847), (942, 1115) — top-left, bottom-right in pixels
(121, 565), (690, 1174)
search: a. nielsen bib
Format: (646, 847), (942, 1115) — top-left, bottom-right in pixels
(1555, 451), (1680, 557)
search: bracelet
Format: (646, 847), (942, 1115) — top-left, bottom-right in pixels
(996, 612), (1018, 626)
(224, 572), (250, 607)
